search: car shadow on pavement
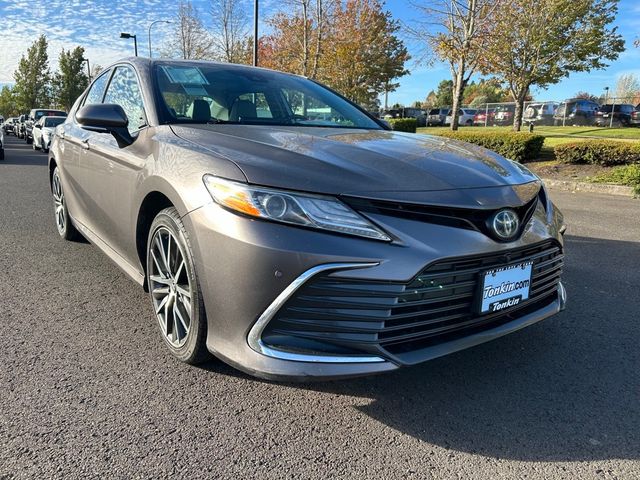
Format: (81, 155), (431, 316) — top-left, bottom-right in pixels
(213, 234), (640, 462)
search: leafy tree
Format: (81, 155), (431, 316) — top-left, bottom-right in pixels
(210, 0), (250, 63)
(162, 1), (214, 59)
(0, 86), (19, 117)
(51, 47), (89, 111)
(483, 0), (624, 131)
(409, 0), (501, 130)
(13, 35), (51, 111)
(434, 79), (453, 107)
(261, 1), (335, 78)
(463, 78), (509, 105)
(261, 0), (408, 110)
(424, 90), (438, 109)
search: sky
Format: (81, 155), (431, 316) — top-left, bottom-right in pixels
(1, 0), (639, 106)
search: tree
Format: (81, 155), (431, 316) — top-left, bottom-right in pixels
(13, 35), (51, 111)
(325, 0), (409, 109)
(462, 78), (509, 105)
(210, 0), (250, 63)
(260, 1), (336, 78)
(409, 0), (501, 130)
(483, 0), (624, 131)
(51, 47), (89, 111)
(261, 0), (408, 110)
(574, 91), (601, 102)
(163, 1), (214, 59)
(614, 73), (640, 103)
(434, 79), (453, 107)
(0, 86), (19, 117)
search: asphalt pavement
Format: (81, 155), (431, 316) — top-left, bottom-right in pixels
(1, 134), (639, 479)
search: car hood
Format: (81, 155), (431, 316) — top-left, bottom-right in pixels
(171, 125), (541, 208)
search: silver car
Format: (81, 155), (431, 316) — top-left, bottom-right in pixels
(49, 58), (567, 380)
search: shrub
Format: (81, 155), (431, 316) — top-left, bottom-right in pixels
(388, 118), (417, 133)
(589, 164), (640, 195)
(554, 140), (640, 166)
(429, 131), (545, 163)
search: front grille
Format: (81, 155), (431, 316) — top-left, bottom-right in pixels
(262, 240), (563, 360)
(344, 193), (540, 242)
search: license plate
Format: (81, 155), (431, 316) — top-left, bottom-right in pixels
(603, 114), (609, 118)
(479, 262), (533, 314)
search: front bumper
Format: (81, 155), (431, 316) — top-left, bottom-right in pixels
(183, 199), (566, 381)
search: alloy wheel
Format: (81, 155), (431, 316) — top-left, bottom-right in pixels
(52, 169), (66, 235)
(148, 227), (193, 348)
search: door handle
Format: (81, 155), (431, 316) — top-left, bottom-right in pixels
(81, 138), (89, 150)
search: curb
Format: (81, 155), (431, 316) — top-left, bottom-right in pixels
(541, 178), (635, 197)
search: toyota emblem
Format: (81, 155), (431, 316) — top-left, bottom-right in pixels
(491, 209), (520, 240)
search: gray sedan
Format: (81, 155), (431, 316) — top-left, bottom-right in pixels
(48, 58), (566, 380)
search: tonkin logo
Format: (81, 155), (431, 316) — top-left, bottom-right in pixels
(491, 209), (519, 240)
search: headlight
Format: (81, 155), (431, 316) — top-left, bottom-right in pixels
(203, 175), (390, 241)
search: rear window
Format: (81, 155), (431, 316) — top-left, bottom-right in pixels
(44, 117), (65, 127)
(429, 109), (440, 115)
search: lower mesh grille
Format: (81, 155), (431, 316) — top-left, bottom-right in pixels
(262, 240), (563, 359)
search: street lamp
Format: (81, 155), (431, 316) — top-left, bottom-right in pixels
(148, 20), (172, 58)
(82, 57), (91, 82)
(120, 32), (138, 57)
(604, 86), (609, 103)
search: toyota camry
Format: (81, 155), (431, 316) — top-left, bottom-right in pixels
(48, 58), (566, 380)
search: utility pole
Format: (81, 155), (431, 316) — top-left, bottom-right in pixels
(253, 0), (259, 66)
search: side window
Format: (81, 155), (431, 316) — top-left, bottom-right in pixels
(103, 66), (147, 133)
(84, 71), (111, 106)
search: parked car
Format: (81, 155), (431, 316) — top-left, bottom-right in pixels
(427, 107), (449, 126)
(553, 99), (599, 126)
(49, 58), (566, 380)
(473, 108), (495, 126)
(25, 108), (67, 144)
(16, 114), (29, 139)
(32, 115), (66, 152)
(629, 106), (640, 126)
(493, 104), (516, 125)
(2, 117), (17, 135)
(593, 104), (636, 127)
(0, 125), (4, 160)
(383, 107), (427, 127)
(445, 108), (477, 126)
(523, 102), (558, 126)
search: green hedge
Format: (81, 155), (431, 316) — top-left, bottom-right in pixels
(431, 131), (545, 163)
(388, 118), (417, 133)
(554, 140), (640, 166)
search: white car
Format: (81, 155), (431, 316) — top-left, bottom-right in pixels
(0, 125), (4, 160)
(445, 108), (477, 126)
(32, 115), (66, 152)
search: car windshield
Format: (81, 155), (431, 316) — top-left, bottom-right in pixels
(44, 117), (65, 127)
(155, 63), (381, 130)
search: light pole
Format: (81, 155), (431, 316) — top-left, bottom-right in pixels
(148, 20), (172, 58)
(253, 0), (259, 66)
(604, 86), (609, 103)
(82, 57), (91, 82)
(120, 32), (138, 57)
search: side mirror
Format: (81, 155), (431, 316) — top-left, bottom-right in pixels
(35, 124), (42, 129)
(76, 104), (134, 148)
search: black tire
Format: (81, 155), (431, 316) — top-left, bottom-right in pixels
(33, 140), (39, 150)
(146, 207), (210, 365)
(51, 166), (81, 241)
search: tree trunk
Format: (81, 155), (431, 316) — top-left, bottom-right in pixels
(450, 60), (465, 131)
(512, 85), (529, 132)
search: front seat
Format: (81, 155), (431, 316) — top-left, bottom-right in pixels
(190, 99), (211, 122)
(229, 100), (257, 122)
